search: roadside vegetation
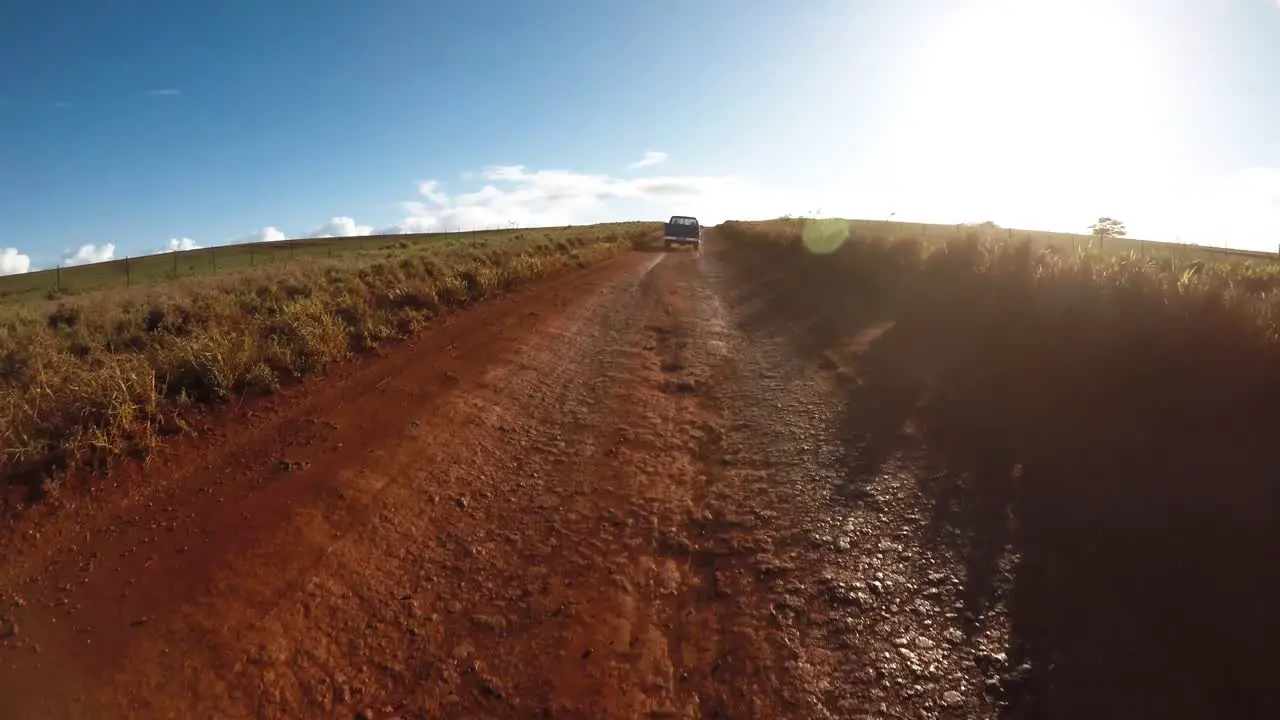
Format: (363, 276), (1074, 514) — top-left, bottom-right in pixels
(0, 223), (657, 508)
(718, 217), (1280, 718)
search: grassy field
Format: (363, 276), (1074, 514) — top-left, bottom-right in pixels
(0, 222), (658, 508)
(717, 218), (1280, 716)
(826, 217), (1277, 263)
(0, 225), (649, 304)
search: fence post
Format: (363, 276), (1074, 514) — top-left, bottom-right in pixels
(212, 248), (217, 273)
(173, 251), (178, 277)
(250, 251), (254, 267)
(125, 256), (130, 286)
(56, 265), (61, 292)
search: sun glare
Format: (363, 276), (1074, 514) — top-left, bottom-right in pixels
(864, 0), (1176, 230)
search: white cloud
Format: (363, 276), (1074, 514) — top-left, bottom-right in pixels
(628, 151), (667, 169)
(483, 165), (528, 182)
(0, 248), (30, 275)
(156, 237), (201, 254)
(382, 164), (750, 233)
(62, 243), (115, 266)
(417, 180), (449, 206)
(384, 215), (438, 234)
(144, 89), (181, 96)
(236, 226), (288, 243)
(168, 163), (772, 248)
(302, 217), (372, 239)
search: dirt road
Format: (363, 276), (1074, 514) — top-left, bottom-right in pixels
(0, 240), (1005, 719)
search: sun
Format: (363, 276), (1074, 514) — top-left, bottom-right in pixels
(862, 0), (1176, 229)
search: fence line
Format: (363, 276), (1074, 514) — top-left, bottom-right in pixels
(5, 218), (1269, 303)
(0, 223), (591, 303)
(838, 218), (1280, 262)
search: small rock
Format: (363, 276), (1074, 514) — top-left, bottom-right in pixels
(914, 636), (936, 650)
(334, 680), (352, 704)
(1, 619), (18, 638)
(355, 709), (375, 720)
(469, 614), (505, 631)
(662, 378), (698, 395)
(827, 585), (864, 608)
(445, 600), (462, 614)
(974, 650), (1007, 668)
(478, 674), (503, 699)
(942, 690), (964, 707)
(455, 497), (467, 509)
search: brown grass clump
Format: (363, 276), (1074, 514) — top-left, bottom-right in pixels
(0, 224), (656, 507)
(718, 218), (1280, 719)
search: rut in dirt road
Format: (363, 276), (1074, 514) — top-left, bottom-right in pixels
(1, 242), (1004, 719)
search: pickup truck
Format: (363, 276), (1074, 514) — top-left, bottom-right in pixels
(663, 215), (701, 250)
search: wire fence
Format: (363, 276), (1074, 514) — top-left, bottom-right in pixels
(845, 219), (1279, 263)
(4, 218), (1272, 305)
(0, 225), (554, 304)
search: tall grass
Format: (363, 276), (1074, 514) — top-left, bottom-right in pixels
(0, 225), (655, 506)
(719, 218), (1280, 718)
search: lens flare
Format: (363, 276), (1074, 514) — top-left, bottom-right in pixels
(802, 219), (849, 254)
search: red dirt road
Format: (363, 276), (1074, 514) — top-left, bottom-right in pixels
(0, 243), (1005, 719)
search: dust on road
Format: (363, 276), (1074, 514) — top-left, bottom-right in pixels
(1, 241), (1003, 719)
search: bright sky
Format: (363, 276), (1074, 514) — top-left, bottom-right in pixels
(1, 0), (1279, 273)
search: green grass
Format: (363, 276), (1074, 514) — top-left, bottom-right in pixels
(0, 225), (650, 304)
(0, 222), (659, 507)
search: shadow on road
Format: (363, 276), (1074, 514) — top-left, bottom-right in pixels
(713, 240), (1280, 720)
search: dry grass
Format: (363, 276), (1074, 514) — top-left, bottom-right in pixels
(807, 216), (1278, 263)
(719, 218), (1280, 718)
(0, 223), (657, 506)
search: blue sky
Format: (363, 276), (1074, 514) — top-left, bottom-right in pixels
(2, 0), (1280, 273)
